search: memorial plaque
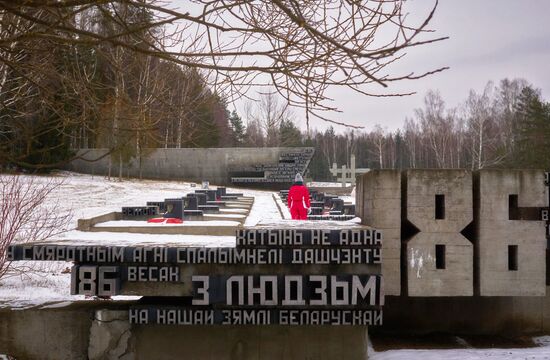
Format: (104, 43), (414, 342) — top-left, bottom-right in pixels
(8, 225), (383, 326)
(122, 206), (159, 217)
(231, 148), (314, 187)
(307, 215), (355, 221)
(216, 187), (227, 197)
(330, 199), (344, 212)
(343, 204), (356, 216)
(164, 199), (184, 219)
(146, 201), (166, 213)
(195, 189), (217, 202)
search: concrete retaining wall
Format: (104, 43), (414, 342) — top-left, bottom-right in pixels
(67, 148), (311, 185)
(0, 304), (369, 360)
(377, 288), (550, 335)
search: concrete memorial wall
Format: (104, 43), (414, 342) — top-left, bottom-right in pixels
(357, 169), (550, 334)
(68, 147), (314, 188)
(357, 169), (548, 298)
(230, 148), (314, 187)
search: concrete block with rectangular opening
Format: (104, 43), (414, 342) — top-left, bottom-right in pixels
(405, 169), (473, 297)
(478, 169), (548, 296)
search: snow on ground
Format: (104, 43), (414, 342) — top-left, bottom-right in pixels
(308, 181), (353, 188)
(95, 220), (241, 227)
(0, 171), (281, 308)
(0, 261), (140, 309)
(369, 336), (550, 359)
(244, 190), (283, 226)
(39, 232), (236, 247)
(273, 193), (292, 220)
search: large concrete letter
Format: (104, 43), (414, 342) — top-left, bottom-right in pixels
(405, 170), (473, 296)
(358, 170), (401, 295)
(478, 169), (547, 296)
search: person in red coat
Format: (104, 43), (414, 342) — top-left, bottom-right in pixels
(287, 173), (311, 220)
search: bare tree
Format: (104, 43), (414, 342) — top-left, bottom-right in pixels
(403, 118), (419, 168)
(0, 175), (71, 279)
(244, 118), (265, 147)
(370, 125), (386, 169)
(462, 82), (507, 170)
(246, 92), (293, 146)
(0, 0), (447, 128)
(416, 90), (454, 168)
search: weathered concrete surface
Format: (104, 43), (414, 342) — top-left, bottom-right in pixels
(477, 169), (547, 296)
(0, 303), (97, 360)
(128, 324), (368, 360)
(378, 287), (550, 336)
(89, 310), (133, 360)
(406, 170), (473, 297)
(0, 304), (369, 360)
(78, 212), (122, 231)
(68, 148), (312, 186)
(358, 170), (401, 296)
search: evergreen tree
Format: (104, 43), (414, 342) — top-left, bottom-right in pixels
(229, 110), (246, 146)
(514, 87), (550, 168)
(304, 135), (332, 181)
(279, 119), (302, 147)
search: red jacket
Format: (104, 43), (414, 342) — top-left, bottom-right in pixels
(287, 184), (310, 209)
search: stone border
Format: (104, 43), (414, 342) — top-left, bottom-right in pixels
(76, 196), (254, 235)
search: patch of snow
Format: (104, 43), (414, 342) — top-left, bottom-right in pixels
(219, 208), (248, 214)
(532, 336), (550, 347)
(95, 220), (240, 227)
(203, 213), (245, 219)
(50, 230), (236, 247)
(308, 181), (353, 188)
(369, 335), (550, 360)
(245, 191), (282, 226)
(39, 301), (75, 309)
(455, 337), (472, 348)
(273, 194), (292, 220)
(369, 346), (550, 360)
(0, 172), (282, 307)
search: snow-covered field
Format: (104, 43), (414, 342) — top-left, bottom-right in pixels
(0, 171), (283, 308)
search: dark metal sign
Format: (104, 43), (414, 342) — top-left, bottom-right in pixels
(8, 227), (384, 326)
(129, 308), (383, 326)
(8, 245), (381, 265)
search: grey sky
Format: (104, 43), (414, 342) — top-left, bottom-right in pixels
(245, 0), (550, 133)
(169, 0), (550, 133)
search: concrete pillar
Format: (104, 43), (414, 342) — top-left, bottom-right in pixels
(478, 169), (548, 296)
(358, 170), (401, 295)
(405, 170), (473, 296)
